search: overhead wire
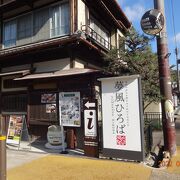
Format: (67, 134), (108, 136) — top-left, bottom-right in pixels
(170, 0), (178, 56)
(170, 0), (180, 92)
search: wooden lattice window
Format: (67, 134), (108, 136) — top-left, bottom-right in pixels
(2, 94), (27, 112)
(29, 92), (58, 125)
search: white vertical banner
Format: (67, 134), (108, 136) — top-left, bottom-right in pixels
(99, 75), (144, 161)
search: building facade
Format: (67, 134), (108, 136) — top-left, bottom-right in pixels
(0, 0), (131, 150)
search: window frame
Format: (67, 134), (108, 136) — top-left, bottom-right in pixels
(1, 93), (28, 113)
(3, 19), (17, 48)
(2, 1), (70, 49)
(89, 15), (110, 49)
(50, 2), (70, 38)
(1, 75), (27, 92)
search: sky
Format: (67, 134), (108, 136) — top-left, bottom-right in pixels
(118, 0), (180, 66)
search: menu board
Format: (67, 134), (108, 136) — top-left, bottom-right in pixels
(7, 115), (24, 145)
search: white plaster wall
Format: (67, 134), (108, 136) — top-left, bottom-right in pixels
(74, 59), (85, 68)
(34, 58), (70, 73)
(117, 29), (125, 49)
(111, 29), (116, 47)
(77, 0), (86, 30)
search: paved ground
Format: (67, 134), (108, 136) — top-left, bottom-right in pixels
(152, 118), (180, 150)
(7, 153), (152, 180)
(6, 145), (180, 180)
(149, 118), (180, 180)
(175, 119), (180, 146)
(7, 149), (47, 170)
(5, 119), (180, 180)
(150, 170), (180, 180)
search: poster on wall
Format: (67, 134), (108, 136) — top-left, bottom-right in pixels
(7, 115), (24, 145)
(41, 93), (56, 103)
(59, 92), (81, 127)
(46, 104), (56, 113)
(99, 75), (144, 161)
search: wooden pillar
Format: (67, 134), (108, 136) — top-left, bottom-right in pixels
(70, 0), (74, 33)
(27, 84), (33, 127)
(74, 0), (78, 32)
(69, 47), (74, 68)
(70, 0), (78, 33)
(0, 14), (3, 49)
(66, 128), (76, 149)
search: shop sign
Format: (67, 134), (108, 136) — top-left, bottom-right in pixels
(99, 75), (144, 161)
(59, 92), (81, 127)
(84, 100), (97, 137)
(141, 9), (164, 35)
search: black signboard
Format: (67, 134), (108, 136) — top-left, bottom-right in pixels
(141, 9), (164, 35)
(83, 99), (99, 158)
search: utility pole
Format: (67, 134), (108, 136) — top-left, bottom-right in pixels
(154, 0), (176, 155)
(0, 116), (6, 180)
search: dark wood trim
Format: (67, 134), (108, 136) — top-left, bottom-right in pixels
(85, 3), (88, 29)
(115, 29), (117, 48)
(0, 67), (2, 113)
(69, 49), (74, 68)
(0, 36), (78, 59)
(27, 84), (33, 127)
(1, 90), (28, 96)
(70, 0), (74, 33)
(74, 0), (78, 32)
(83, 0), (131, 29)
(2, 0), (61, 20)
(0, 15), (2, 49)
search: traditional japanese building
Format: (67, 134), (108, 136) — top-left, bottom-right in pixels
(0, 0), (131, 150)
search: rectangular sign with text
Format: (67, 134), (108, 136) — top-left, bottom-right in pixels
(99, 75), (144, 161)
(59, 92), (81, 127)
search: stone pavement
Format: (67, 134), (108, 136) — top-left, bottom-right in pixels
(150, 170), (180, 180)
(6, 119), (180, 179)
(6, 147), (180, 180)
(7, 149), (47, 170)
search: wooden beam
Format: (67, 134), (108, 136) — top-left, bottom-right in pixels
(0, 15), (2, 50)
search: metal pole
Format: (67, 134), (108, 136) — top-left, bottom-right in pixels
(0, 116), (6, 180)
(154, 0), (176, 156)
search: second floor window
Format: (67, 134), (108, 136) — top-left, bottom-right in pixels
(17, 14), (32, 46)
(51, 3), (69, 37)
(4, 20), (16, 48)
(89, 17), (110, 49)
(33, 8), (50, 41)
(3, 2), (70, 49)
